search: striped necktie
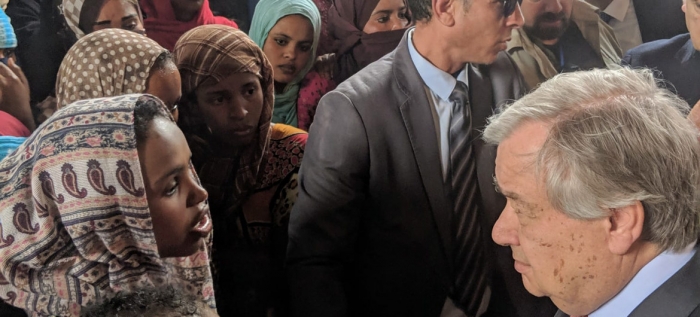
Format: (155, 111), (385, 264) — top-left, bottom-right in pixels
(448, 81), (489, 315)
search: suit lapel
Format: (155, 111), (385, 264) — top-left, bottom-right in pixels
(393, 30), (453, 271)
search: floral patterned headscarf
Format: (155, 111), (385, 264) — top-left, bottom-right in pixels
(0, 94), (214, 316)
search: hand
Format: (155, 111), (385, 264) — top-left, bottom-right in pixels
(314, 53), (336, 79)
(0, 58), (35, 131)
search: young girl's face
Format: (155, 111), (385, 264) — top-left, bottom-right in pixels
(137, 117), (212, 258)
(262, 14), (314, 85)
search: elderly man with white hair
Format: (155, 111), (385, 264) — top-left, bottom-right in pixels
(484, 67), (700, 317)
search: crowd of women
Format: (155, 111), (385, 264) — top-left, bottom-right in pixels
(0, 0), (413, 316)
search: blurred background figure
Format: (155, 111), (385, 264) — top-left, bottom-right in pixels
(328, 0), (411, 82)
(140, 0), (238, 51)
(623, 0), (700, 108)
(587, 0), (687, 53)
(507, 0), (621, 90)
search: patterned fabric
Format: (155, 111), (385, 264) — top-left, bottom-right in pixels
(0, 8), (16, 49)
(55, 28), (167, 109)
(311, 0), (334, 56)
(0, 94), (215, 317)
(206, 124), (306, 316)
(62, 0), (141, 38)
(249, 0), (321, 128)
(173, 24), (273, 210)
(297, 71), (335, 131)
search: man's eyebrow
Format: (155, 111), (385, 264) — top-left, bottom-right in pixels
(493, 175), (520, 200)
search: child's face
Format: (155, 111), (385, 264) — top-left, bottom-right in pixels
(137, 117), (213, 258)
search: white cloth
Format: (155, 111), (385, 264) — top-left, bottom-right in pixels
(603, 0), (643, 53)
(590, 243), (697, 317)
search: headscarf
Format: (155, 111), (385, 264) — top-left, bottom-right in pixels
(140, 0), (238, 51)
(328, 0), (408, 81)
(0, 94), (215, 316)
(0, 8), (16, 49)
(249, 0), (321, 128)
(55, 28), (168, 109)
(173, 24), (273, 212)
(62, 0), (143, 38)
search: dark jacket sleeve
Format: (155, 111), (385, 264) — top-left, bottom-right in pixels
(6, 0), (75, 104)
(286, 90), (369, 317)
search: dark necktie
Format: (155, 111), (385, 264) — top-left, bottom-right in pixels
(599, 11), (614, 24)
(448, 81), (488, 315)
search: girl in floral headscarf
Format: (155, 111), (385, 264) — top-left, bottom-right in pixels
(0, 94), (214, 316)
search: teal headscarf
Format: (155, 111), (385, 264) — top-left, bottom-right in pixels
(249, 0), (321, 128)
(0, 9), (17, 49)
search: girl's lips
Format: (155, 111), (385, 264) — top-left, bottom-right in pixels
(192, 208), (213, 237)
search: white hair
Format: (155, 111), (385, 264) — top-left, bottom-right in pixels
(483, 67), (700, 251)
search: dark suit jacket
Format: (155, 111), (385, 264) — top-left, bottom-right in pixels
(622, 33), (700, 107)
(632, 0), (687, 43)
(286, 29), (556, 317)
(555, 248), (700, 317)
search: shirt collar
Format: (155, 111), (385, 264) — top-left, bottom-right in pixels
(406, 29), (467, 102)
(603, 0), (631, 22)
(590, 243), (697, 317)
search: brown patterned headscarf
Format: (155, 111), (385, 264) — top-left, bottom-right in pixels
(55, 28), (167, 109)
(172, 25), (274, 211)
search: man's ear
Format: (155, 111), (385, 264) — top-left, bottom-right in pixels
(606, 201), (645, 255)
(433, 0), (457, 26)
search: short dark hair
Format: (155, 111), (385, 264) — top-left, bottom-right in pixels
(407, 0), (473, 22)
(407, 0), (434, 22)
(80, 286), (204, 317)
(151, 51), (175, 72)
(133, 95), (172, 144)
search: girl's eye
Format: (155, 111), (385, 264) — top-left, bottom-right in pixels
(212, 96), (225, 104)
(166, 178), (179, 196)
(275, 38), (287, 46)
(300, 45), (312, 52)
(245, 88), (256, 96)
(377, 16), (389, 23)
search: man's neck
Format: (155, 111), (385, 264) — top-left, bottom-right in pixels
(412, 24), (467, 74)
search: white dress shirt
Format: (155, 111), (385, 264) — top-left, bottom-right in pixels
(590, 243), (697, 316)
(603, 0), (644, 53)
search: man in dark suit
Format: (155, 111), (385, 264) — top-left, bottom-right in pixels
(485, 67), (700, 317)
(286, 0), (557, 316)
(587, 0), (687, 53)
(622, 0), (700, 107)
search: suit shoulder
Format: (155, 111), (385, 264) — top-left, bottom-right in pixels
(331, 53), (397, 105)
(625, 34), (691, 64)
